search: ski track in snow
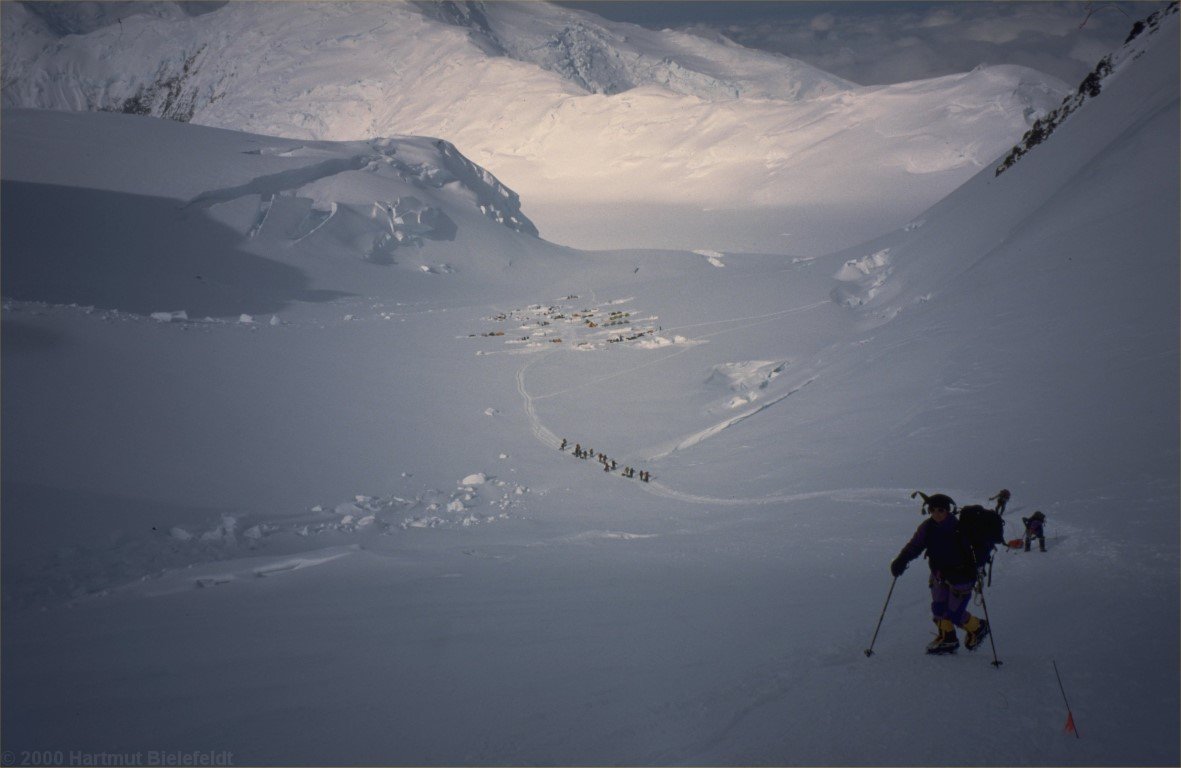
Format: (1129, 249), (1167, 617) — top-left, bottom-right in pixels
(659, 300), (829, 337)
(158, 546), (361, 596)
(528, 344), (697, 401)
(6, 290), (844, 607)
(644, 377), (817, 461)
(517, 352), (563, 449)
(637, 481), (926, 508)
(512, 296), (851, 506)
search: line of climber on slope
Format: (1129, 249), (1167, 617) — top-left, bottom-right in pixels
(558, 439), (650, 482)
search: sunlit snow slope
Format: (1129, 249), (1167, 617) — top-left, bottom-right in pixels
(1, 0), (1068, 254)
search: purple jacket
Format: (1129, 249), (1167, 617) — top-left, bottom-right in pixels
(1024, 517), (1045, 536)
(895, 514), (977, 583)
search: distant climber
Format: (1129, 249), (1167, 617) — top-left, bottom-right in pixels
(989, 489), (1011, 515)
(1022, 511), (1047, 552)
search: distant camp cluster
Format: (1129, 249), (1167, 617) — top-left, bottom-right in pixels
(469, 297), (661, 351)
(558, 438), (651, 482)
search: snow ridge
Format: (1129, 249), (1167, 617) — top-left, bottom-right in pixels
(422, 0), (853, 100)
(433, 138), (539, 236)
(996, 1), (1179, 175)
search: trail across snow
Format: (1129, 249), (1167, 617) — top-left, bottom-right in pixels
(511, 293), (858, 506)
(644, 377), (817, 462)
(516, 353), (563, 450)
(657, 299), (830, 338)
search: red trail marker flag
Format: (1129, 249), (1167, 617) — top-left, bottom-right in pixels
(1054, 661), (1081, 739)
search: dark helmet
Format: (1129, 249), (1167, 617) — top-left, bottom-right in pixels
(925, 493), (956, 513)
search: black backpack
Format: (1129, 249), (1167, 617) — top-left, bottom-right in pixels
(958, 504), (1006, 569)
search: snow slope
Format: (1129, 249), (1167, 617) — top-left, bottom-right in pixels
(1, 6), (1177, 767)
(1, 0), (1068, 255)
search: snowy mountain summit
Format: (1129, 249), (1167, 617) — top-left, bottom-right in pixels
(2, 0), (1069, 254)
(414, 0), (854, 100)
(199, 135), (539, 251)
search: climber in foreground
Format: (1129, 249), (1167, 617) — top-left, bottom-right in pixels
(890, 493), (991, 655)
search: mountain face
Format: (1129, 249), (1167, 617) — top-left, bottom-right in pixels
(420, 0), (856, 100)
(796, 4), (1179, 496)
(1, 0), (1068, 254)
(995, 1), (1179, 176)
(0, 109), (542, 317)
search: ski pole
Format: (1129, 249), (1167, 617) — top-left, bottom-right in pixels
(969, 548), (1002, 667)
(864, 576), (897, 657)
(975, 580), (1003, 667)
